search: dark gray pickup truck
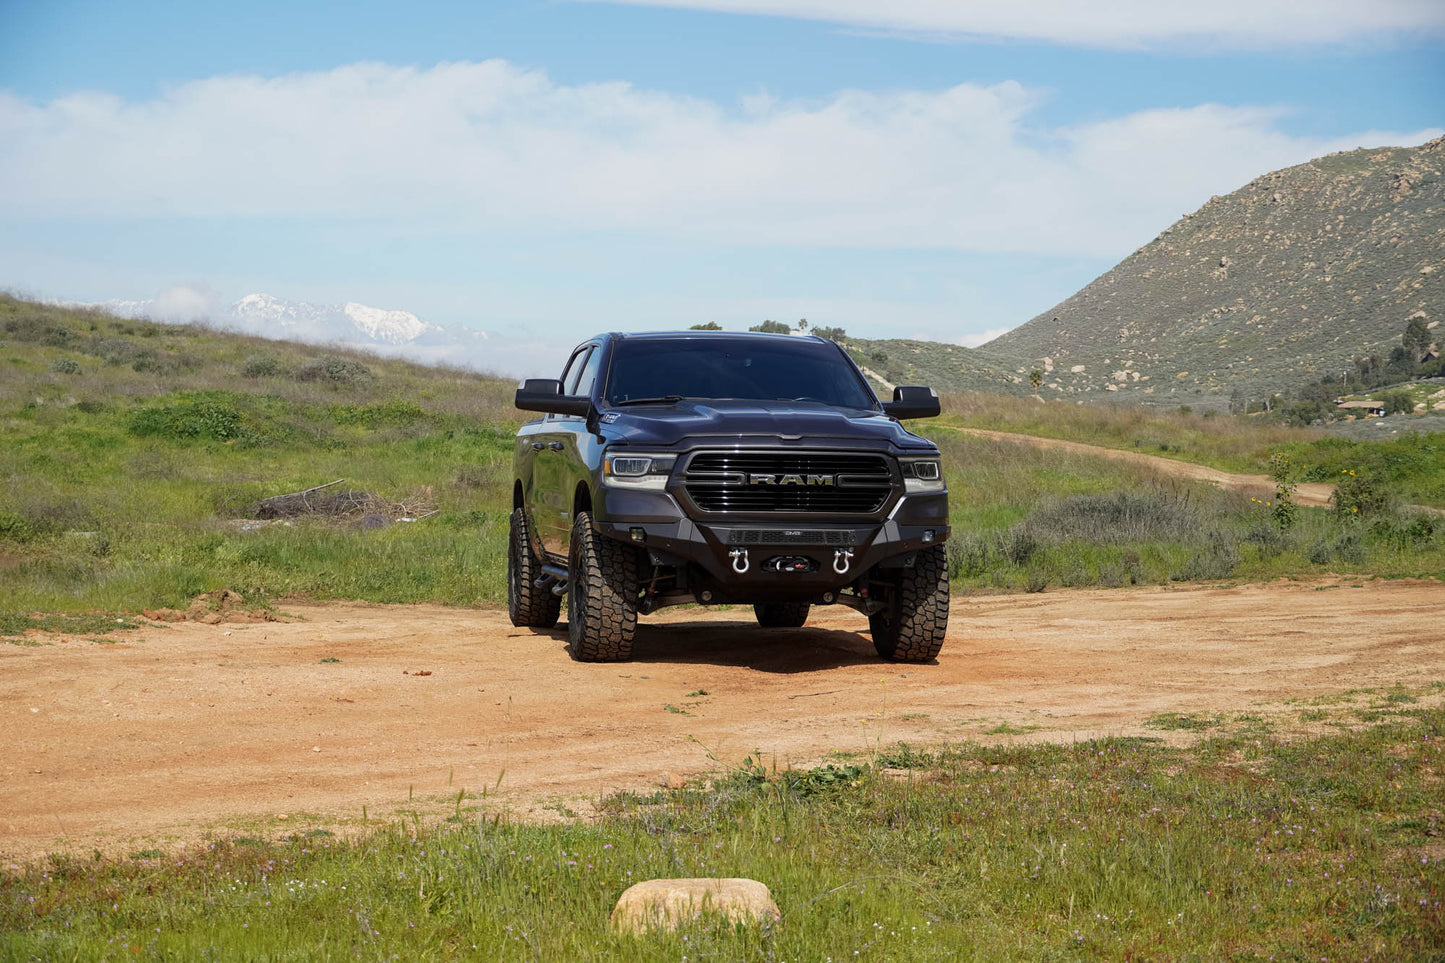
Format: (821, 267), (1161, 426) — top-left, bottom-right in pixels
(510, 331), (949, 662)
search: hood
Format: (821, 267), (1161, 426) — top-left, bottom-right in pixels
(601, 399), (936, 451)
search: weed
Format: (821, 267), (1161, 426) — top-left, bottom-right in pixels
(48, 358), (81, 375)
(1144, 712), (1220, 731)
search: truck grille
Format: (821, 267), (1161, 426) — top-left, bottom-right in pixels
(682, 452), (894, 514)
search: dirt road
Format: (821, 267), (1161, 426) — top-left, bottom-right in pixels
(4, 579), (1442, 862)
(952, 427), (1338, 506)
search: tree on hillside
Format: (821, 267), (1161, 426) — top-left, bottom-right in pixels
(1402, 316), (1432, 366)
(811, 325), (846, 341)
(1379, 389), (1415, 416)
(749, 320), (791, 334)
(796, 318), (808, 331)
(689, 321), (722, 330)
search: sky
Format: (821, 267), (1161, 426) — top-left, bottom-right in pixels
(1, 0), (1442, 375)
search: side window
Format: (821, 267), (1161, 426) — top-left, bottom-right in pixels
(558, 348), (587, 389)
(571, 345), (602, 399)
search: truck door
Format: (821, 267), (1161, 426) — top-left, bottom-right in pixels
(533, 344), (599, 556)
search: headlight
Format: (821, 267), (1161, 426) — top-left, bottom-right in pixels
(603, 452), (677, 491)
(900, 456), (945, 493)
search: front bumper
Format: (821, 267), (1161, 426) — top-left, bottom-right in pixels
(595, 488), (948, 600)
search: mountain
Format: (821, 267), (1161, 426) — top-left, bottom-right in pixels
(228, 293), (445, 346)
(984, 136), (1445, 404)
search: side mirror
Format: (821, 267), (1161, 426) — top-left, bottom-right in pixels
(882, 385), (940, 420)
(515, 378), (592, 417)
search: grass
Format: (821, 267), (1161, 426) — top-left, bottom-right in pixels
(4, 707), (1442, 960)
(1, 295), (1441, 618)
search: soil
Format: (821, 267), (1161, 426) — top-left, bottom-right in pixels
(4, 578), (1443, 862)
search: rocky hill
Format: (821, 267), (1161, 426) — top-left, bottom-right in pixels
(985, 136), (1444, 405)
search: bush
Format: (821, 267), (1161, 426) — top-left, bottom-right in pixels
(0, 510), (34, 543)
(242, 355), (282, 378)
(294, 356), (374, 385)
(1172, 533), (1240, 581)
(128, 399), (249, 442)
(1378, 389), (1414, 416)
(1332, 472), (1393, 520)
(48, 358), (81, 375)
(1024, 490), (1199, 544)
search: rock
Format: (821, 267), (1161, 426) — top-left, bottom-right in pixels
(611, 878), (779, 934)
(661, 772), (688, 790)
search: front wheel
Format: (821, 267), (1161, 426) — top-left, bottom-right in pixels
(753, 602), (810, 628)
(869, 545), (949, 663)
(567, 511), (641, 662)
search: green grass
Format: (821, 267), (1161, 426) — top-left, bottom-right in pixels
(1, 295), (1441, 619)
(5, 709), (1442, 960)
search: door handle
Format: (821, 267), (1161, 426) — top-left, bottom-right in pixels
(531, 442), (544, 451)
(547, 441), (565, 451)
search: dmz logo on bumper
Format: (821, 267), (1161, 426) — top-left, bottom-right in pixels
(747, 473), (835, 486)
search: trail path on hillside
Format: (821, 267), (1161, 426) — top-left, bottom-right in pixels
(5, 579), (1443, 862)
(953, 428), (1337, 506)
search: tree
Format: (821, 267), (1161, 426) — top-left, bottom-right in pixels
(1029, 369), (1043, 390)
(811, 325), (847, 341)
(796, 318), (808, 331)
(1379, 389), (1414, 416)
(689, 321), (722, 331)
(1403, 316), (1432, 367)
(748, 320), (791, 334)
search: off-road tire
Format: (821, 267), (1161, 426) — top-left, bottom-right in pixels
(508, 508), (561, 628)
(753, 601), (810, 628)
(869, 545), (949, 663)
(567, 511), (641, 662)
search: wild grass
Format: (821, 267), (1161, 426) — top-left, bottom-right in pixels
(4, 707), (1442, 960)
(1, 295), (1440, 619)
(925, 429), (1442, 591)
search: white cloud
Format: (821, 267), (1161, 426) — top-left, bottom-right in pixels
(581, 0), (1445, 50)
(955, 327), (1014, 348)
(0, 61), (1437, 260)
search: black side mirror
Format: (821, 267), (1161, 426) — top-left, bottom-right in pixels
(882, 385), (940, 420)
(515, 378), (592, 417)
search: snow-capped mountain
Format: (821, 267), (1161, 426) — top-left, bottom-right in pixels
(70, 286), (553, 376)
(231, 293), (444, 346)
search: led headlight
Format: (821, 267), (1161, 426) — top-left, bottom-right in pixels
(900, 456), (945, 493)
(602, 452), (677, 491)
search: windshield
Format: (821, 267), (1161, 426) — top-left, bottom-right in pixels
(603, 337), (877, 409)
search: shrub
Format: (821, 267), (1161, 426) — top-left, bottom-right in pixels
(1332, 472), (1393, 520)
(0, 510), (34, 543)
(1172, 533), (1240, 581)
(294, 356), (374, 385)
(49, 358), (81, 375)
(94, 338), (138, 365)
(1378, 389), (1414, 416)
(242, 355), (282, 378)
(1024, 490), (1199, 544)
(128, 399), (249, 442)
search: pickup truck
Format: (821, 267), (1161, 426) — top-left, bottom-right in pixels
(510, 331), (950, 662)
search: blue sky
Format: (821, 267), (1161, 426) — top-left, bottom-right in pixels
(2, 0), (1442, 374)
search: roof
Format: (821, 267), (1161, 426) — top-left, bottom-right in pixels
(1336, 400), (1385, 409)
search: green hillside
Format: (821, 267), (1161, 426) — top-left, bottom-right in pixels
(1, 294), (1440, 622)
(0, 295), (520, 615)
(985, 136), (1444, 404)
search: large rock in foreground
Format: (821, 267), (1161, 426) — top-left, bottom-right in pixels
(611, 877), (780, 934)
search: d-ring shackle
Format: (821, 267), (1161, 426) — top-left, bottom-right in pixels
(729, 547), (750, 574)
(833, 548), (854, 575)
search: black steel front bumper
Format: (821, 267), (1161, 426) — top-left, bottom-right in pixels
(594, 488), (948, 600)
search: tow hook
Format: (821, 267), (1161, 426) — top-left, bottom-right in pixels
(729, 547), (750, 574)
(833, 548), (854, 575)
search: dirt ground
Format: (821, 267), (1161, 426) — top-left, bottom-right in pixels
(4, 578), (1443, 863)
